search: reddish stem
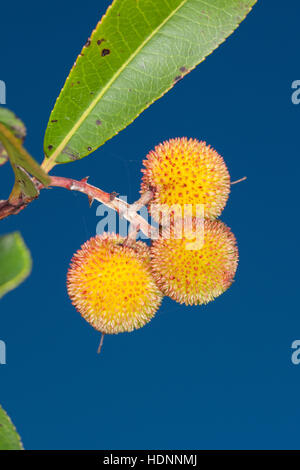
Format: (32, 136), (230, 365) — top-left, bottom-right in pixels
(0, 172), (156, 239)
(49, 176), (112, 204)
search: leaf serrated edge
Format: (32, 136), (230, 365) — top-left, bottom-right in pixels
(0, 405), (24, 450)
(42, 0), (257, 170)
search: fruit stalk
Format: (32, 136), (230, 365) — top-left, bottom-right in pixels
(49, 175), (157, 239)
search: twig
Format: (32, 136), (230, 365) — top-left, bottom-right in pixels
(125, 222), (141, 246)
(231, 176), (247, 185)
(130, 190), (154, 212)
(0, 199), (29, 220)
(49, 175), (112, 203)
(0, 171), (157, 236)
(49, 176), (157, 239)
(97, 333), (105, 354)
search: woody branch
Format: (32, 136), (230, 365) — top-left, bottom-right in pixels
(48, 176), (157, 239)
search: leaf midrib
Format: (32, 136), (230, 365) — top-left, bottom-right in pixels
(45, 0), (188, 169)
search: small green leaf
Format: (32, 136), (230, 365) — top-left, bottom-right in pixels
(0, 123), (50, 200)
(43, 0), (256, 169)
(0, 108), (26, 140)
(0, 405), (23, 450)
(0, 108), (26, 166)
(0, 232), (32, 299)
(13, 167), (40, 199)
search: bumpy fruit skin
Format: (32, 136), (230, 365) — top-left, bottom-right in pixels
(150, 219), (238, 306)
(67, 233), (163, 334)
(141, 138), (230, 220)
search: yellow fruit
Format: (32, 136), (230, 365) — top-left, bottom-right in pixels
(67, 233), (163, 334)
(150, 219), (238, 305)
(141, 137), (230, 221)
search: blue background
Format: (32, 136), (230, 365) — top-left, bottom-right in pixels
(0, 0), (300, 450)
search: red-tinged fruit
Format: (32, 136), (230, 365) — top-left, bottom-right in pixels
(150, 219), (238, 305)
(141, 138), (230, 220)
(67, 233), (163, 334)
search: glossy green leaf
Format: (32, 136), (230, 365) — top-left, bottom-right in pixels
(12, 167), (40, 199)
(43, 0), (256, 169)
(0, 232), (32, 299)
(0, 123), (50, 200)
(0, 405), (23, 450)
(0, 108), (26, 166)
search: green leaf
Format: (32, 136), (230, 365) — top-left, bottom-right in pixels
(43, 0), (256, 169)
(0, 405), (23, 450)
(0, 108), (26, 140)
(0, 123), (50, 200)
(0, 232), (32, 299)
(0, 108), (26, 166)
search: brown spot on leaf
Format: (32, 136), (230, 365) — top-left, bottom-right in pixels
(51, 120), (58, 123)
(174, 75), (183, 83)
(180, 66), (187, 73)
(87, 147), (92, 151)
(85, 39), (91, 47)
(62, 147), (80, 161)
(101, 49), (110, 57)
(48, 145), (53, 150)
(97, 39), (105, 45)
(96, 120), (102, 126)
